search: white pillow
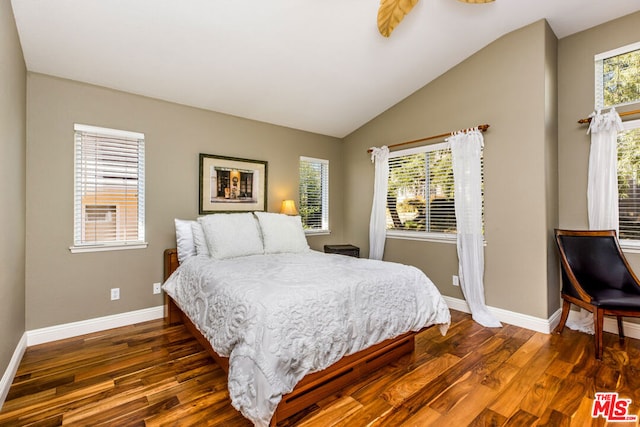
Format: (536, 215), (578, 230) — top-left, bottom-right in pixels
(254, 212), (309, 254)
(174, 219), (197, 264)
(198, 213), (264, 259)
(191, 221), (209, 257)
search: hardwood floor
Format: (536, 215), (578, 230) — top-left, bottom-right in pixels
(1, 310), (639, 426)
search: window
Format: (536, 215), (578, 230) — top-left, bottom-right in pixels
(386, 142), (483, 241)
(595, 41), (640, 110)
(299, 157), (329, 233)
(618, 119), (640, 242)
(72, 124), (146, 252)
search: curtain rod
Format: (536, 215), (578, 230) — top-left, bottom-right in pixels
(578, 108), (640, 124)
(366, 124), (490, 153)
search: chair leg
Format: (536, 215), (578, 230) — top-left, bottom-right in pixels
(554, 299), (571, 334)
(617, 316), (625, 342)
(594, 308), (605, 360)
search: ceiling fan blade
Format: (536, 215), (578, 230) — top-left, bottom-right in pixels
(377, 0), (419, 38)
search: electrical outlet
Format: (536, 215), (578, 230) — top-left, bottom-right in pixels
(153, 282), (162, 295)
(110, 287), (120, 300)
(452, 275), (459, 287)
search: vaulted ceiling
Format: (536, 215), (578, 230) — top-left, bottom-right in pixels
(10, 0), (640, 137)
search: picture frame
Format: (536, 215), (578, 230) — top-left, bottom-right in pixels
(199, 153), (268, 214)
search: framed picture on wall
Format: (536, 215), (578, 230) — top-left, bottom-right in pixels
(199, 153), (268, 214)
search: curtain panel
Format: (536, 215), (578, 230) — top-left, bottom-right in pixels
(369, 146), (389, 260)
(450, 129), (501, 328)
(569, 108), (624, 334)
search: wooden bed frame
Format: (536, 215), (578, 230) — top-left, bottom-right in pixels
(163, 248), (418, 426)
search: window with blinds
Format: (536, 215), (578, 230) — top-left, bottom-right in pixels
(387, 142), (483, 239)
(618, 119), (640, 242)
(72, 124), (146, 252)
(299, 157), (329, 232)
(595, 41), (640, 110)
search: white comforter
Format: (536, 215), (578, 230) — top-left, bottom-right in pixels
(162, 250), (450, 426)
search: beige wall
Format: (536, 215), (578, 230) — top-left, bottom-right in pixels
(343, 20), (559, 319)
(558, 11), (640, 326)
(544, 23), (560, 316)
(25, 73), (343, 329)
(0, 1), (27, 376)
(11, 8), (640, 341)
(558, 10), (640, 262)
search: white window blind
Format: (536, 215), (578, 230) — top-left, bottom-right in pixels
(72, 124), (146, 252)
(595, 41), (640, 110)
(618, 119), (640, 242)
(299, 156), (329, 232)
(387, 143), (483, 238)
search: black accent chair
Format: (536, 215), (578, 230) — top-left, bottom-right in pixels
(554, 229), (640, 359)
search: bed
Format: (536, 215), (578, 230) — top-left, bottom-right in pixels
(162, 212), (450, 426)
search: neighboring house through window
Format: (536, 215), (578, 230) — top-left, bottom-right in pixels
(71, 124), (146, 252)
(299, 156), (329, 233)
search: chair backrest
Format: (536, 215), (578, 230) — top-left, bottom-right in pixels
(555, 230), (639, 299)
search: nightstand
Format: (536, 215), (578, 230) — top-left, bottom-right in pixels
(324, 244), (360, 258)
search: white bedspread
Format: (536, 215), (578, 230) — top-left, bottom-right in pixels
(162, 251), (450, 426)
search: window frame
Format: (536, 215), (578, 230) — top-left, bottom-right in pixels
(617, 118), (640, 252)
(385, 142), (484, 244)
(594, 41), (640, 110)
(299, 156), (330, 235)
(70, 124), (147, 253)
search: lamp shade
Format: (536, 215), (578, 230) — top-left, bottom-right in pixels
(280, 200), (298, 215)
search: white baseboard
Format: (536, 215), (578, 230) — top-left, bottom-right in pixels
(566, 309), (640, 340)
(443, 296), (640, 340)
(602, 316), (640, 339)
(443, 296), (559, 333)
(26, 305), (164, 346)
(0, 333), (27, 410)
(1, 306), (164, 410)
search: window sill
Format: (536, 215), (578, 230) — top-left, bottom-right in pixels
(386, 230), (457, 244)
(386, 230), (487, 245)
(304, 230), (331, 237)
(620, 240), (640, 254)
(69, 242), (148, 254)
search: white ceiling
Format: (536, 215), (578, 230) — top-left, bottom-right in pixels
(10, 0), (640, 138)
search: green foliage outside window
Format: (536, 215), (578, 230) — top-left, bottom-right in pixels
(603, 49), (640, 107)
(387, 149), (456, 233)
(618, 127), (640, 240)
(299, 160), (325, 230)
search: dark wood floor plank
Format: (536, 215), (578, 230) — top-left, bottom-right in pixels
(0, 380), (116, 425)
(517, 372), (563, 417)
(329, 398), (393, 427)
(502, 409), (538, 427)
(1, 313), (639, 426)
(536, 408), (571, 427)
(296, 396), (362, 427)
(468, 408), (507, 427)
(381, 352), (461, 407)
(547, 375), (589, 417)
(486, 344), (559, 419)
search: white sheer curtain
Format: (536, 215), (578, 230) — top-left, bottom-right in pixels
(587, 108), (623, 232)
(369, 146), (389, 260)
(450, 129), (501, 328)
(568, 108), (624, 334)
